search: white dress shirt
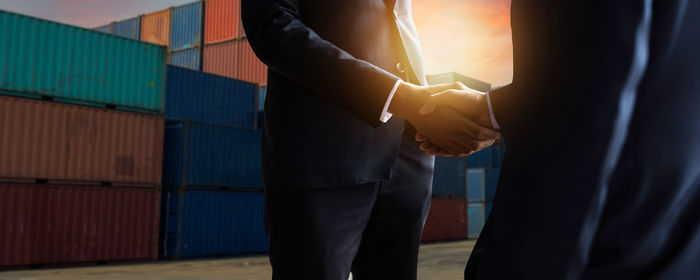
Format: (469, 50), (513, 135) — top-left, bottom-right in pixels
(379, 1), (500, 130)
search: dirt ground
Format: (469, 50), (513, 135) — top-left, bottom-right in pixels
(0, 240), (474, 280)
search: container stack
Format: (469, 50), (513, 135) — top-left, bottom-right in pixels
(465, 146), (504, 238)
(89, 0), (271, 260)
(256, 86), (267, 129)
(94, 0), (268, 85)
(169, 1), (205, 70)
(0, 11), (166, 268)
(202, 0), (267, 85)
(159, 65), (268, 260)
(422, 73), (504, 242)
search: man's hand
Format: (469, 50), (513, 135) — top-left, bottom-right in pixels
(414, 86), (499, 157)
(421, 87), (493, 128)
(388, 82), (501, 156)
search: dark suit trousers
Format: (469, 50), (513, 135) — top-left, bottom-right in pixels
(264, 132), (434, 280)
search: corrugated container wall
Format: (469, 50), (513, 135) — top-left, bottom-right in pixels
(113, 16), (141, 40)
(0, 11), (166, 113)
(163, 121), (263, 188)
(467, 167), (500, 201)
(236, 39), (268, 85)
(170, 48), (201, 70)
(0, 184), (159, 267)
(166, 66), (256, 127)
(432, 157), (467, 198)
(141, 8), (171, 48)
(204, 0), (241, 44)
(170, 1), (203, 52)
(468, 202), (485, 238)
(257, 86), (267, 112)
(421, 198), (467, 242)
(467, 145), (504, 168)
(257, 86), (267, 129)
(160, 189), (268, 259)
(0, 97), (164, 186)
(93, 23), (112, 33)
(203, 40), (238, 78)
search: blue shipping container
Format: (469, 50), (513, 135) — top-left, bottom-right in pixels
(467, 202), (485, 238)
(163, 121), (263, 188)
(486, 201), (493, 219)
(467, 145), (505, 168)
(169, 48), (201, 70)
(161, 188), (269, 259)
(467, 167), (500, 201)
(257, 111), (264, 130)
(113, 16), (141, 40)
(93, 23), (112, 33)
(257, 86), (267, 112)
(170, 1), (203, 51)
(165, 65), (256, 127)
(432, 157), (467, 198)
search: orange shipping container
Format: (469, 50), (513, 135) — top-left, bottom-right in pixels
(0, 96), (164, 186)
(204, 0), (242, 44)
(236, 39), (268, 85)
(141, 8), (171, 48)
(203, 40), (238, 79)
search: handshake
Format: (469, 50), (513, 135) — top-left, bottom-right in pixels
(389, 82), (501, 157)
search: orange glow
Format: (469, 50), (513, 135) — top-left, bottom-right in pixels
(413, 0), (513, 87)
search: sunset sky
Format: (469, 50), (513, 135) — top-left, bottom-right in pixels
(0, 0), (513, 86)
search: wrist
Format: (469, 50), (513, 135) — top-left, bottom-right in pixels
(388, 82), (429, 121)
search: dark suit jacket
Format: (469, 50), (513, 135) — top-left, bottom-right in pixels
(241, 0), (425, 188)
(468, 0), (700, 279)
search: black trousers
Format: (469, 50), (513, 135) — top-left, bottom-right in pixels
(264, 133), (434, 280)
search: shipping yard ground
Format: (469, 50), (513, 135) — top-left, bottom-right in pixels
(0, 240), (474, 280)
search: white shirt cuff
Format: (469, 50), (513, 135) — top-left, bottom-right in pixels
(486, 91), (501, 130)
(380, 79), (403, 123)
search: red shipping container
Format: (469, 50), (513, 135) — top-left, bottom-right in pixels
(0, 183), (160, 268)
(203, 40), (238, 79)
(421, 198), (468, 242)
(204, 0), (242, 44)
(0, 96), (164, 186)
(236, 38), (268, 85)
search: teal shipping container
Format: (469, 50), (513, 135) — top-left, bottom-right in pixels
(0, 11), (166, 114)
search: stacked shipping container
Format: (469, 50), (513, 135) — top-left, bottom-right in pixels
(160, 65), (267, 259)
(95, 0), (267, 84)
(89, 0), (271, 260)
(0, 10), (166, 268)
(203, 0), (267, 85)
(169, 1), (204, 70)
(422, 73), (504, 242)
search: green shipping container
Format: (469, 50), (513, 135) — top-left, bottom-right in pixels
(0, 11), (166, 114)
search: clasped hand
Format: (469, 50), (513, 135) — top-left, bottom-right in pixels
(389, 82), (500, 157)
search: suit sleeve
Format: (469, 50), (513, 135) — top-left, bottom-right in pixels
(468, 1), (653, 278)
(241, 0), (401, 127)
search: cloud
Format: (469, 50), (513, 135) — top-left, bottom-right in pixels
(414, 0), (513, 86)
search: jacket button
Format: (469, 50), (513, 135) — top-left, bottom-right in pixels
(396, 62), (406, 73)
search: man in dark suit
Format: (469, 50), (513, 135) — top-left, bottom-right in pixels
(419, 0), (700, 278)
(241, 0), (500, 279)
